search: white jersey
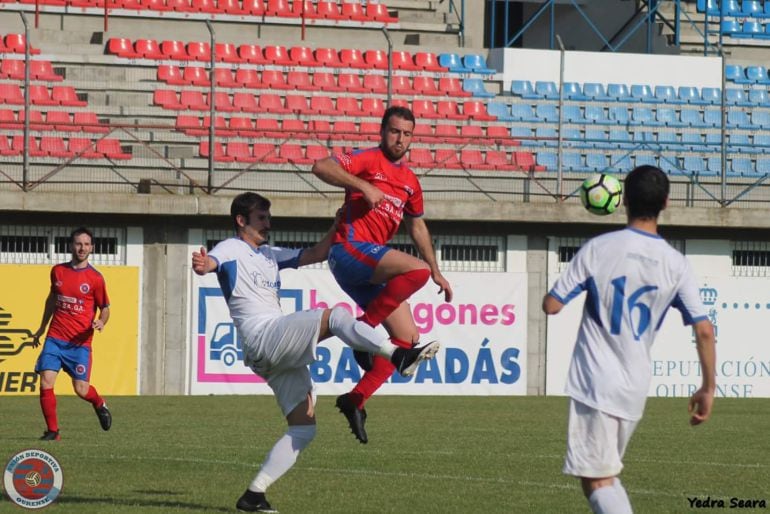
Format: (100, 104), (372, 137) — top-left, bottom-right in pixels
(208, 237), (302, 341)
(549, 227), (707, 421)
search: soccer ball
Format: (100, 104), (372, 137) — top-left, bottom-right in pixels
(579, 173), (622, 215)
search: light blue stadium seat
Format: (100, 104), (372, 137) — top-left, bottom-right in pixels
(585, 128), (610, 149)
(536, 104), (559, 122)
(743, 0), (763, 17)
(722, 0), (741, 15)
(748, 88), (769, 106)
(682, 132), (705, 150)
(511, 80), (535, 98)
(609, 129), (633, 149)
(706, 157), (722, 176)
(654, 85), (677, 103)
(727, 109), (752, 128)
(728, 88), (752, 106)
(704, 109), (722, 127)
(696, 0), (719, 15)
(609, 154), (632, 173)
(438, 53), (471, 73)
(586, 153), (609, 172)
(741, 21), (763, 38)
(729, 133), (753, 153)
(510, 126), (535, 146)
(563, 82), (587, 100)
(510, 103), (538, 122)
(607, 83), (632, 101)
(632, 130), (656, 150)
(608, 106), (629, 124)
(765, 2), (770, 17)
(705, 132), (722, 150)
(631, 84), (654, 102)
(725, 64), (747, 83)
(659, 157), (679, 174)
(721, 20), (740, 34)
(731, 157), (754, 176)
(562, 152), (586, 172)
(535, 126), (558, 146)
(678, 86), (699, 103)
(656, 107), (684, 127)
(753, 110), (770, 128)
(583, 83), (611, 100)
(563, 105), (585, 123)
(584, 105), (609, 124)
(681, 108), (707, 128)
(756, 158), (770, 175)
(631, 107), (658, 126)
(634, 154), (658, 168)
(657, 131), (679, 149)
(699, 87), (722, 105)
(535, 81), (559, 99)
(462, 54), (496, 74)
(682, 156), (705, 175)
(562, 127), (585, 148)
(463, 78), (495, 98)
(488, 102), (517, 121)
(745, 66), (769, 84)
(536, 151), (557, 168)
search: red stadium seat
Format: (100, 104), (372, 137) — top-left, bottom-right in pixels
(357, 121), (379, 141)
(312, 72), (343, 92)
(439, 77), (471, 97)
(5, 34), (40, 54)
(460, 124), (484, 141)
(265, 0), (292, 17)
(310, 119), (332, 137)
(487, 125), (518, 146)
(486, 150), (514, 170)
(0, 109), (17, 130)
(258, 94), (290, 113)
(19, 109), (46, 131)
(414, 52), (446, 72)
(338, 73), (367, 93)
(282, 118), (308, 138)
(140, 0), (172, 11)
(180, 90), (208, 110)
(190, 0), (217, 12)
(363, 74), (387, 93)
(40, 136), (72, 158)
(309, 95), (336, 115)
(393, 51), (419, 71)
(202, 115), (231, 136)
(233, 92), (259, 112)
(435, 148), (462, 169)
(183, 66), (210, 86)
(316, 1), (344, 19)
(187, 41), (211, 61)
(213, 68), (239, 88)
(314, 48), (343, 68)
(285, 94), (311, 114)
(408, 148), (434, 168)
(30, 61), (63, 81)
(242, 0), (265, 14)
(412, 99), (440, 119)
(107, 37), (139, 58)
(154, 89), (184, 109)
(229, 116), (258, 137)
(514, 151), (536, 171)
(336, 96), (365, 116)
(135, 39), (164, 59)
(0, 135), (17, 156)
(413, 76), (440, 96)
(199, 141), (233, 162)
(292, 0), (317, 18)
(176, 114), (204, 135)
(281, 143), (312, 164)
(340, 1), (367, 21)
(363, 49), (388, 70)
(73, 112), (109, 133)
(366, 3), (398, 23)
(69, 137), (101, 159)
(217, 0), (245, 14)
(413, 123), (434, 142)
(212, 92), (237, 112)
(235, 68), (262, 88)
(253, 143), (284, 163)
(29, 85), (58, 106)
(226, 141), (257, 162)
(264, 45), (293, 66)
(464, 100), (496, 121)
(339, 49), (367, 68)
(158, 64), (186, 84)
(306, 144), (331, 161)
(0, 84), (24, 105)
(261, 69), (290, 90)
(392, 75), (416, 94)
(254, 117), (282, 138)
(238, 44), (268, 64)
(289, 46), (316, 66)
(434, 124), (462, 144)
(361, 97), (385, 118)
(461, 149), (492, 170)
(0, 59), (24, 80)
(13, 135), (45, 157)
(160, 40), (190, 60)
(287, 70), (317, 90)
(46, 111), (71, 131)
(214, 43), (242, 63)
(166, 0), (194, 11)
(436, 100), (467, 120)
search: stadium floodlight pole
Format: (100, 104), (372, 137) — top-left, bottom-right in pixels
(205, 19), (216, 194)
(381, 26), (393, 106)
(20, 11), (30, 191)
(556, 34), (565, 200)
(719, 43), (726, 206)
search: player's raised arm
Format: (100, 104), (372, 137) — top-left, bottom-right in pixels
(298, 217), (338, 267)
(311, 156), (384, 209)
(688, 318), (716, 425)
(192, 247), (217, 275)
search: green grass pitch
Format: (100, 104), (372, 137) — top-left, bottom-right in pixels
(1, 396), (768, 513)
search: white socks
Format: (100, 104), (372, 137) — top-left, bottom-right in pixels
(588, 479), (633, 514)
(248, 424), (316, 493)
(327, 306), (395, 358)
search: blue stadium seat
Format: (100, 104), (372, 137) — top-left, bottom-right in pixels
(562, 82), (587, 100)
(745, 66), (769, 84)
(682, 132), (705, 150)
(742, 0), (763, 17)
(657, 131), (678, 149)
(632, 130), (656, 148)
(731, 157), (754, 176)
(510, 126), (535, 146)
(741, 21), (764, 38)
(536, 104), (559, 122)
(563, 105), (585, 123)
(438, 53), (471, 73)
(756, 158), (770, 175)
(699, 87), (722, 105)
(584, 105), (609, 124)
(682, 156), (706, 175)
(722, 0), (741, 15)
(607, 83), (632, 101)
(583, 83), (611, 100)
(727, 109), (752, 128)
(729, 133), (753, 153)
(511, 80), (535, 98)
(510, 103), (538, 122)
(585, 128), (610, 149)
(727, 88), (751, 106)
(631, 106), (658, 126)
(463, 78), (495, 98)
(634, 154), (658, 168)
(535, 81), (559, 100)
(609, 154), (632, 173)
(654, 85), (677, 103)
(562, 127), (585, 148)
(656, 107), (684, 127)
(462, 54), (496, 74)
(704, 109), (722, 127)
(748, 88), (769, 106)
(536, 151), (557, 168)
(586, 153), (608, 171)
(562, 152), (586, 172)
(725, 64), (746, 83)
(609, 129), (633, 149)
(630, 84), (654, 102)
(677, 86), (699, 103)
(721, 20), (740, 35)
(681, 108), (708, 128)
(696, 0), (719, 15)
(659, 156), (680, 175)
(755, 134), (770, 152)
(487, 102), (517, 121)
(608, 106), (629, 124)
(706, 157), (722, 176)
(536, 126), (558, 146)
(752, 110), (770, 128)
(705, 132), (722, 151)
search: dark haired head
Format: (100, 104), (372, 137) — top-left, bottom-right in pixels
(380, 106), (415, 133)
(231, 192), (271, 231)
(624, 165), (669, 219)
(70, 227), (93, 244)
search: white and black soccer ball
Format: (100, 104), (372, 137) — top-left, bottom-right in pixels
(579, 173), (622, 216)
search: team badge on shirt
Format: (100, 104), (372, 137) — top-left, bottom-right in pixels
(79, 283), (90, 294)
(3, 449), (64, 509)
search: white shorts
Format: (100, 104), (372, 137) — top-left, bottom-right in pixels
(243, 309), (324, 417)
(563, 398), (639, 478)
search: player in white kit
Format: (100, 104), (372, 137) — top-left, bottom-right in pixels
(192, 192), (439, 513)
(542, 166), (716, 514)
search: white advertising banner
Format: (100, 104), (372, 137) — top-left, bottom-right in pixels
(190, 269), (528, 396)
(546, 277), (770, 398)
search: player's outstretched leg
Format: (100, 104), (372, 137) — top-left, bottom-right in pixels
(80, 383), (111, 431)
(390, 341), (440, 377)
(236, 490), (277, 513)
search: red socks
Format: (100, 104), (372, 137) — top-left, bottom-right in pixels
(350, 337), (412, 408)
(358, 268), (430, 327)
(40, 388), (58, 432)
(83, 385), (105, 408)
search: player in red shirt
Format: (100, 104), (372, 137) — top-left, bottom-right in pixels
(312, 106), (453, 443)
(31, 227), (112, 441)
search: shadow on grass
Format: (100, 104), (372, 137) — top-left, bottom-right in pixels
(57, 495), (232, 512)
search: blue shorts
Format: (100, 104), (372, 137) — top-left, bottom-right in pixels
(35, 336), (92, 381)
(328, 241), (390, 309)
